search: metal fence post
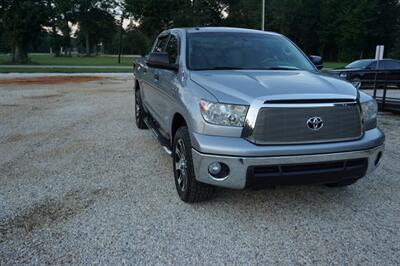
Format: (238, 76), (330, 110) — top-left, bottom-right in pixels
(382, 82), (387, 111)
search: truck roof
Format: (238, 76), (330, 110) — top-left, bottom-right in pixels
(161, 27), (282, 36)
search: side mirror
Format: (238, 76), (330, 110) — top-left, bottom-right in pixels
(147, 52), (178, 71)
(309, 55), (323, 70)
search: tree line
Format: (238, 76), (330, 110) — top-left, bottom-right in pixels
(1, 0), (399, 63)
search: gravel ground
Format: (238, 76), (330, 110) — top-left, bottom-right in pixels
(0, 76), (399, 265)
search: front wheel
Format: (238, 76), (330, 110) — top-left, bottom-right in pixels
(173, 126), (214, 203)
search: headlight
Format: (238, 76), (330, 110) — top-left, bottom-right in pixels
(199, 100), (249, 127)
(339, 73), (348, 78)
(361, 99), (378, 122)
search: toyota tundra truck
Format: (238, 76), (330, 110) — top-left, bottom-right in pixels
(133, 27), (385, 203)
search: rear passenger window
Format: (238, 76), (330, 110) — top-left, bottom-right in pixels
(165, 35), (179, 64)
(154, 36), (168, 52)
(383, 60), (400, 70)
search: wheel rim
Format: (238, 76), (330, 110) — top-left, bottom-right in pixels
(135, 92), (140, 122)
(174, 139), (188, 191)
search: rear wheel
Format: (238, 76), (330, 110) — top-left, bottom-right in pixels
(135, 89), (147, 129)
(326, 178), (359, 187)
(173, 126), (214, 203)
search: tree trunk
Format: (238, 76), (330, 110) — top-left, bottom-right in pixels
(12, 43), (28, 64)
(85, 32), (90, 56)
(64, 18), (72, 57)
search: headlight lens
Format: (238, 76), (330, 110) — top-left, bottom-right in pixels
(361, 99), (378, 122)
(199, 100), (249, 127)
(339, 73), (348, 78)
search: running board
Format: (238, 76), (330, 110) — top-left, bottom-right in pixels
(144, 117), (172, 156)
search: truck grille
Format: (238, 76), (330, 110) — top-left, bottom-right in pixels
(246, 102), (363, 144)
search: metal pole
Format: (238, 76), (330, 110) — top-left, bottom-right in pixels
(118, 12), (125, 64)
(261, 0), (265, 31)
(382, 84), (387, 111)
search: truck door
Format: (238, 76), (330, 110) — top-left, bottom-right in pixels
(153, 33), (181, 134)
(141, 34), (169, 122)
(382, 60), (400, 89)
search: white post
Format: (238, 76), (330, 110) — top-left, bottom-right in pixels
(375, 45), (384, 60)
(261, 0), (265, 31)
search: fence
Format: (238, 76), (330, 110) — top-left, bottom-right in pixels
(359, 71), (400, 112)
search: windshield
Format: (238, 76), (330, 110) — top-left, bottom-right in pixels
(345, 60), (374, 69)
(187, 32), (315, 71)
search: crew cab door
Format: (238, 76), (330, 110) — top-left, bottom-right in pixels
(141, 34), (169, 122)
(363, 61), (386, 89)
(151, 33), (181, 134)
(381, 60), (400, 89)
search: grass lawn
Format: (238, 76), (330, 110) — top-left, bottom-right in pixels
(0, 67), (131, 73)
(323, 61), (348, 70)
(0, 53), (347, 72)
(0, 54), (138, 66)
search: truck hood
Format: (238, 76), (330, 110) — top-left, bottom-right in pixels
(190, 70), (358, 105)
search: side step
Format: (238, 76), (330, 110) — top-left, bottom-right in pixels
(143, 117), (172, 156)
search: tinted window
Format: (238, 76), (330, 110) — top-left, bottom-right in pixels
(165, 35), (179, 64)
(382, 60), (400, 70)
(153, 36), (168, 52)
(369, 62), (378, 70)
(187, 32), (315, 71)
(372, 61), (389, 70)
(345, 60), (375, 69)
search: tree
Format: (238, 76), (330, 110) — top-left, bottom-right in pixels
(222, 0), (261, 29)
(125, 0), (225, 39)
(74, 0), (117, 55)
(48, 0), (77, 56)
(0, 0), (51, 63)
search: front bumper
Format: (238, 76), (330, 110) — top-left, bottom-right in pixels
(191, 129), (385, 189)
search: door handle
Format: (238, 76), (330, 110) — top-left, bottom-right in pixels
(154, 74), (160, 81)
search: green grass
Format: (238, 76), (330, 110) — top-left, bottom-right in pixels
(323, 61), (348, 70)
(0, 53), (347, 73)
(0, 54), (138, 66)
(0, 67), (131, 73)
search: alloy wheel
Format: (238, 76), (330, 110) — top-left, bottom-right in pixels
(174, 139), (188, 191)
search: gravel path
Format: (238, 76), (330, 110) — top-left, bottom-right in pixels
(0, 77), (399, 265)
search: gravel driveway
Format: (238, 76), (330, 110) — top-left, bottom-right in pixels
(0, 76), (399, 265)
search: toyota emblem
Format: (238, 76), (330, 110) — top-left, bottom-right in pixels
(306, 117), (324, 131)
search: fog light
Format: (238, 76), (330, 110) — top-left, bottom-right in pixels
(208, 162), (222, 176)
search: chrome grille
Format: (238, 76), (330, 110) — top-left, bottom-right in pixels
(246, 103), (363, 144)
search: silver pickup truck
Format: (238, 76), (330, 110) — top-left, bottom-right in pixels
(133, 27), (385, 203)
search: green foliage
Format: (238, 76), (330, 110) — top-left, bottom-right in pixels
(1, 0), (399, 64)
(113, 27), (151, 55)
(74, 0), (118, 55)
(388, 36), (400, 59)
(125, 0), (225, 38)
(0, 0), (52, 63)
(124, 0), (400, 62)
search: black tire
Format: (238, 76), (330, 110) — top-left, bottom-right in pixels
(326, 178), (359, 187)
(173, 126), (214, 203)
(135, 88), (148, 129)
